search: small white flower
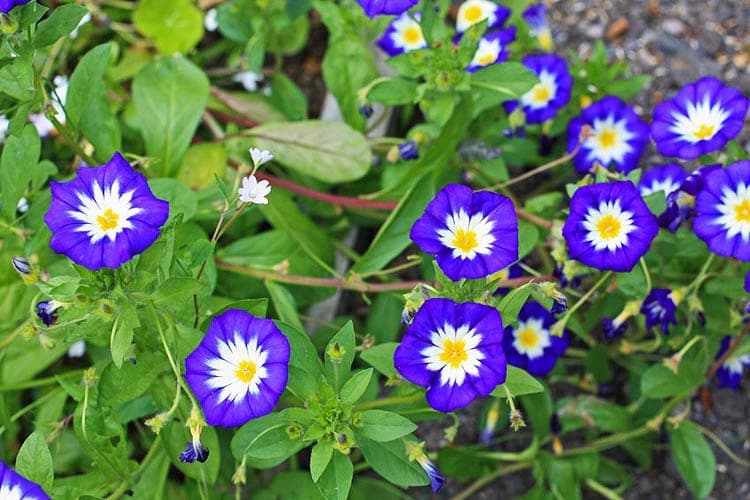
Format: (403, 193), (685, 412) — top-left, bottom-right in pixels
(204, 8), (218, 32)
(67, 340), (86, 358)
(249, 147), (273, 167)
(238, 175), (271, 204)
(233, 71), (263, 92)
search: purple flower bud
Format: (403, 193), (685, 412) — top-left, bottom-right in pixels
(179, 441), (209, 463)
(398, 140), (419, 161)
(12, 256), (31, 275)
(359, 104), (374, 119)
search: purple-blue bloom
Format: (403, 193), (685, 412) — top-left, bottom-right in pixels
(522, 3), (553, 51)
(715, 336), (750, 390)
(563, 181), (659, 272)
(504, 53), (572, 123)
(651, 76), (749, 160)
(0, 461), (49, 499)
(658, 164), (721, 232)
(0, 0), (31, 14)
(410, 184), (518, 281)
(640, 288), (679, 335)
(693, 160), (750, 261)
(179, 441), (209, 463)
(377, 12), (426, 56)
(393, 298), (507, 412)
(36, 300), (62, 326)
(357, 0), (418, 18)
(185, 310), (290, 427)
(503, 301), (569, 377)
(44, 152), (169, 271)
(603, 316), (629, 339)
(416, 455), (445, 492)
(398, 140), (419, 160)
(567, 96), (649, 174)
(456, 0), (511, 33)
(638, 164), (688, 199)
(466, 27), (516, 73)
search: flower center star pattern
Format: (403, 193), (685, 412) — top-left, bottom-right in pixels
(715, 183), (750, 240)
(669, 97), (729, 143)
(586, 116), (635, 166)
(437, 210), (495, 260)
(422, 323), (483, 387)
(582, 200), (636, 251)
(522, 71), (557, 109)
(512, 318), (551, 359)
(69, 180), (142, 244)
(206, 335), (269, 402)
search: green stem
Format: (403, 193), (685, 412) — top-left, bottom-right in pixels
(353, 393), (423, 411)
(686, 253), (716, 294)
(585, 478), (623, 500)
(552, 272), (612, 344)
(694, 422), (750, 467)
(639, 257), (652, 291)
(451, 461), (532, 500)
(150, 305), (198, 409)
(0, 370), (84, 392)
(0, 319), (31, 350)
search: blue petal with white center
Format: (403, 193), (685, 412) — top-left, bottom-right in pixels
(638, 164), (688, 199)
(456, 0), (511, 33)
(651, 77), (749, 160)
(523, 3), (553, 51)
(466, 27), (516, 73)
(567, 96), (649, 174)
(185, 310), (290, 427)
(694, 160), (750, 261)
(511, 53), (572, 123)
(0, 461), (49, 499)
(640, 288), (679, 335)
(715, 336), (750, 390)
(44, 152), (169, 271)
(394, 298), (507, 412)
(563, 181), (659, 272)
(357, 0), (418, 18)
(377, 12), (427, 56)
(503, 300), (568, 377)
(410, 184), (518, 281)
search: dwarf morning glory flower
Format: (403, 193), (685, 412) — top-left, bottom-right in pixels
(36, 300), (62, 326)
(567, 96), (649, 174)
(651, 77), (749, 160)
(237, 175), (271, 204)
(377, 12), (426, 56)
(465, 27), (516, 72)
(694, 160), (750, 261)
(44, 152), (169, 271)
(523, 3), (553, 51)
(640, 288), (681, 335)
(658, 164), (722, 232)
(416, 455), (445, 492)
(715, 336), (750, 390)
(456, 0), (510, 33)
(563, 181), (659, 272)
(179, 440), (210, 463)
(359, 104), (374, 118)
(357, 0), (418, 18)
(394, 298), (507, 412)
(638, 164), (688, 198)
(410, 184), (518, 281)
(0, 0), (31, 13)
(503, 301), (569, 377)
(0, 461), (49, 499)
(185, 309), (290, 427)
(603, 317), (629, 339)
(398, 140), (419, 160)
(12, 256), (31, 276)
(504, 54), (572, 123)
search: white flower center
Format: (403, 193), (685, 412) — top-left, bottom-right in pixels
(582, 199), (636, 251)
(205, 334), (269, 403)
(512, 317), (551, 359)
(0, 483), (25, 500)
(471, 38), (501, 67)
(713, 182), (750, 241)
(68, 179), (142, 244)
(640, 178), (681, 197)
(584, 115), (635, 167)
(668, 96), (729, 144)
(392, 16), (426, 51)
(521, 70), (558, 109)
(436, 209), (495, 260)
(457, 0), (496, 32)
(421, 323), (485, 386)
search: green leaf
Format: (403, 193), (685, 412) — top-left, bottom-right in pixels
(322, 37), (376, 130)
(111, 301), (139, 368)
(0, 52), (35, 101)
(33, 4), (88, 47)
(471, 61), (539, 98)
(152, 277), (203, 306)
(358, 438), (429, 488)
(670, 422), (716, 498)
(640, 342), (707, 398)
(277, 322), (324, 400)
(255, 471), (324, 500)
(1, 125), (40, 220)
(359, 343), (398, 377)
(231, 409), (307, 468)
(133, 0), (204, 54)
(200, 299), (268, 330)
(317, 452), (353, 500)
(265, 280), (304, 331)
(149, 178), (198, 222)
(521, 389), (553, 440)
(518, 220), (539, 260)
(310, 440), (334, 482)
(498, 284), (532, 322)
(642, 190), (667, 217)
(357, 410), (417, 442)
(132, 446), (169, 499)
(340, 368), (373, 404)
(177, 144), (228, 189)
(366, 78), (419, 106)
(616, 264), (647, 298)
(132, 57), (209, 177)
(491, 365), (544, 397)
(100, 351), (167, 406)
(246, 120), (371, 183)
(437, 446), (495, 482)
(15, 432), (54, 491)
(325, 322), (356, 390)
(268, 72), (308, 120)
(163, 422), (220, 482)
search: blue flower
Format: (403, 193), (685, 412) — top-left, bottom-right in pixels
(503, 300), (569, 377)
(377, 12), (426, 56)
(640, 288), (681, 335)
(638, 164), (688, 199)
(651, 77), (749, 160)
(522, 3), (553, 51)
(44, 152), (169, 270)
(715, 336), (750, 390)
(0, 460), (50, 499)
(466, 27), (516, 73)
(357, 0), (418, 18)
(456, 0), (510, 33)
(416, 455), (445, 492)
(603, 317), (629, 339)
(0, 0), (31, 14)
(36, 300), (62, 326)
(503, 54), (572, 124)
(179, 440), (210, 463)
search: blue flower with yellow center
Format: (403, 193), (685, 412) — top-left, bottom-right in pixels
(410, 184), (518, 281)
(377, 12), (426, 56)
(394, 298), (507, 412)
(504, 53), (572, 124)
(567, 96), (649, 174)
(563, 181), (659, 272)
(466, 27), (516, 73)
(651, 77), (749, 160)
(455, 0), (510, 33)
(503, 301), (569, 376)
(522, 3), (553, 51)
